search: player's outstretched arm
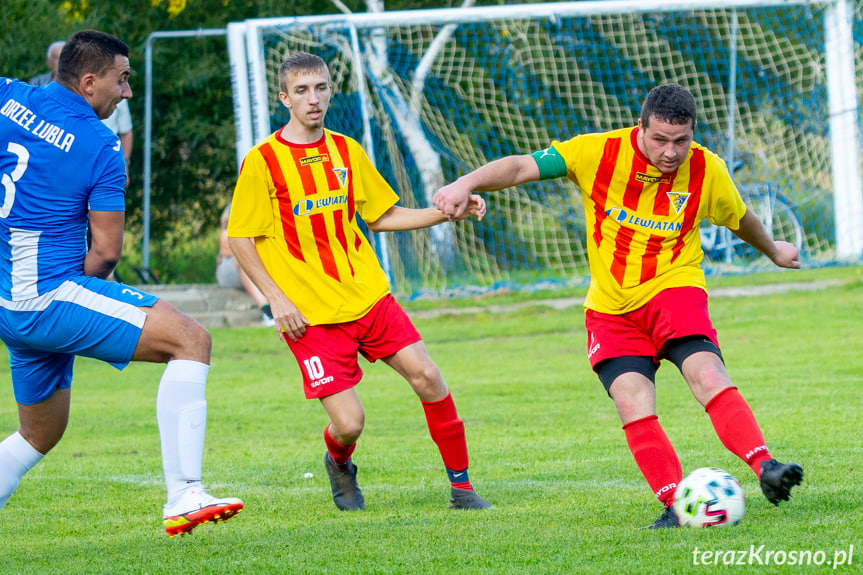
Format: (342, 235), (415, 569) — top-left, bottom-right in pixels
(433, 154), (540, 220)
(85, 210), (124, 279)
(367, 195), (485, 233)
(730, 209), (801, 269)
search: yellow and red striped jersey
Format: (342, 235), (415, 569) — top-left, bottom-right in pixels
(550, 126), (746, 314)
(228, 129), (398, 325)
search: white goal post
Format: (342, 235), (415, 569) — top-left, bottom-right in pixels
(227, 0), (863, 297)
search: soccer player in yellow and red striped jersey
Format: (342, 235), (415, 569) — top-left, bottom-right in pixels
(228, 52), (492, 511)
(434, 84), (803, 528)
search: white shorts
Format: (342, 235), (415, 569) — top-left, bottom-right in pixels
(216, 256), (243, 289)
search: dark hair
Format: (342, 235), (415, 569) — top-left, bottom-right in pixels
(56, 30), (129, 85)
(640, 83), (697, 128)
(278, 52), (328, 93)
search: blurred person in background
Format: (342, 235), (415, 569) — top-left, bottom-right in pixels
(217, 202), (274, 326)
(28, 40), (66, 86)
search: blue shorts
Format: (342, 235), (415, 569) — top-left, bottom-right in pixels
(0, 277), (159, 405)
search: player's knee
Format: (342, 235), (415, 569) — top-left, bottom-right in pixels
(693, 369), (733, 398)
(332, 418), (364, 443)
(410, 362), (443, 394)
(171, 316), (211, 362)
(683, 356), (730, 387)
(606, 373), (657, 421)
(612, 392), (654, 423)
(19, 426), (64, 455)
(342, 424), (364, 443)
(187, 321), (212, 353)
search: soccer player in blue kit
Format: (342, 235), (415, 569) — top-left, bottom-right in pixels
(0, 30), (242, 537)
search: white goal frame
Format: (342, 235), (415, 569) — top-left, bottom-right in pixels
(228, 0), (863, 262)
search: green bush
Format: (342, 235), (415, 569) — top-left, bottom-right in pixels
(115, 223), (219, 285)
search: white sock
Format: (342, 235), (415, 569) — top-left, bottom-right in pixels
(157, 360), (209, 506)
(0, 431), (43, 510)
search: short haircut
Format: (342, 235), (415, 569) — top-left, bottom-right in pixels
(57, 30), (129, 85)
(46, 40), (66, 60)
(640, 83), (697, 129)
(278, 52), (328, 93)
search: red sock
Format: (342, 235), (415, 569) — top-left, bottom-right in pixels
(324, 424), (356, 466)
(705, 387), (771, 476)
(422, 392), (472, 490)
(623, 415), (682, 506)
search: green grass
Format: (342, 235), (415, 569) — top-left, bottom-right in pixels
(398, 261), (863, 313)
(1, 268), (862, 574)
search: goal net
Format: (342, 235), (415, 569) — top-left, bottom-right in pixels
(230, 0), (863, 299)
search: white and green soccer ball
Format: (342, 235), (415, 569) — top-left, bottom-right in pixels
(673, 467), (745, 527)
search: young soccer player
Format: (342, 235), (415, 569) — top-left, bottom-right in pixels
(433, 83), (803, 528)
(0, 30), (243, 537)
(227, 52), (492, 511)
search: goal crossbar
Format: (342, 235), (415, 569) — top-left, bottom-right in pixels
(242, 0), (828, 29)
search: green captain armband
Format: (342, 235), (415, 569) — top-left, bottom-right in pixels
(531, 146), (568, 180)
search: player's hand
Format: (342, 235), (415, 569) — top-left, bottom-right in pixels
(272, 299), (310, 342)
(770, 240), (801, 269)
(433, 181), (474, 220)
(450, 194), (486, 222)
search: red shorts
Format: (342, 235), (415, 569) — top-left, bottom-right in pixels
(286, 294), (421, 399)
(584, 287), (719, 370)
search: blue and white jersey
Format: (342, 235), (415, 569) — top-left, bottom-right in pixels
(0, 78), (126, 301)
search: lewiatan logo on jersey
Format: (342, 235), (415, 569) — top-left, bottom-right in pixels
(605, 207), (683, 232)
(293, 193), (349, 217)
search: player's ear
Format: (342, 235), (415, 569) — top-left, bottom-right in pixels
(79, 72), (97, 96)
(278, 92), (291, 109)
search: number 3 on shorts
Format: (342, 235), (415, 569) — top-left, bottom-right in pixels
(1, 142), (29, 218)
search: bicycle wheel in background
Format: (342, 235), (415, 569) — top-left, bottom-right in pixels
(733, 191), (806, 263)
(767, 196), (806, 254)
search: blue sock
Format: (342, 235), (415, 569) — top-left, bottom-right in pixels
(446, 467), (471, 489)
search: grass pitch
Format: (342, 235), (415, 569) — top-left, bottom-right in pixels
(1, 266), (861, 574)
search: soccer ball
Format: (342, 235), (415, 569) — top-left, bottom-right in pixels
(673, 467), (745, 527)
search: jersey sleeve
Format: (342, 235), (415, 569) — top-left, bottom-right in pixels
(87, 145), (126, 211)
(229, 148), (277, 238)
(703, 156), (747, 230)
(352, 141), (399, 224)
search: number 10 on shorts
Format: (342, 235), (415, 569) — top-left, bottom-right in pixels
(303, 356), (325, 380)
